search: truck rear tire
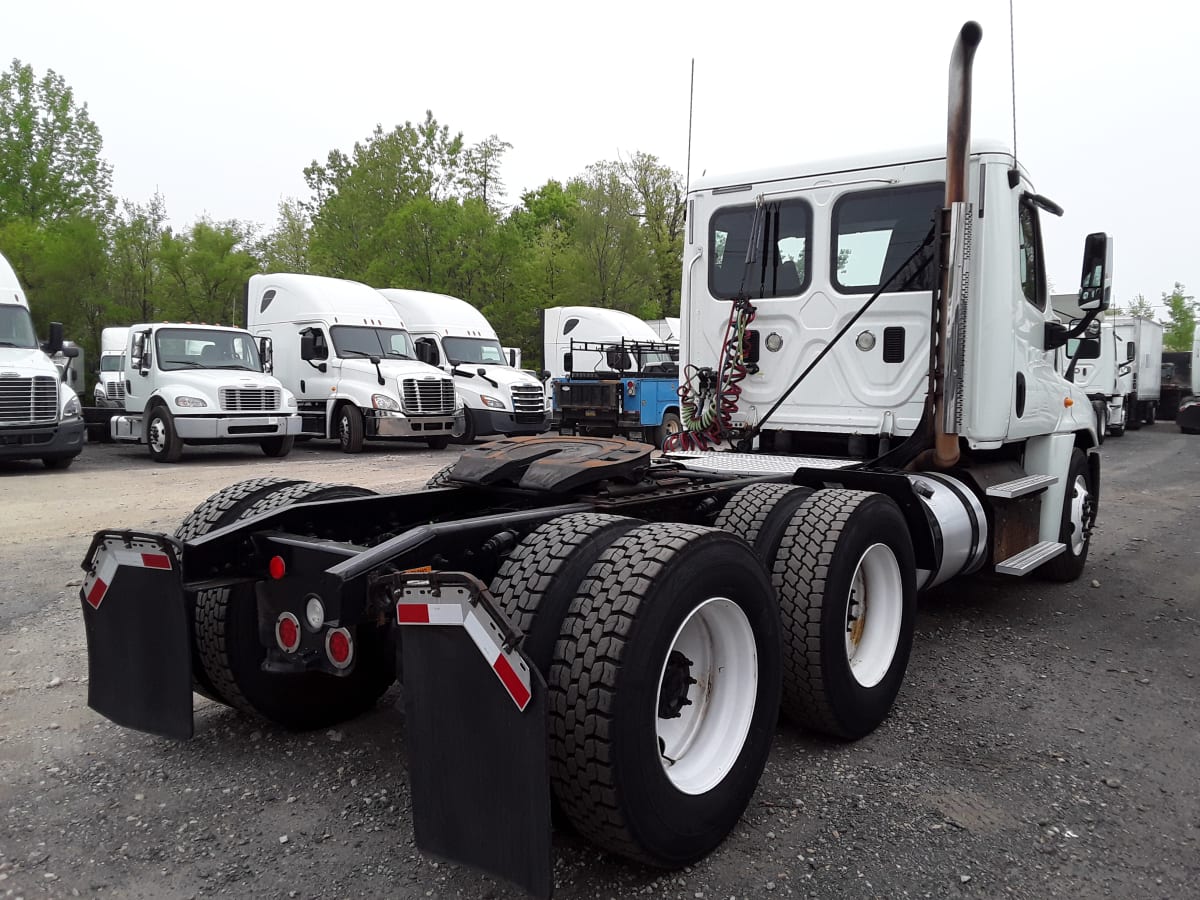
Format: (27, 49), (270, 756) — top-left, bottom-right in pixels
(336, 404), (365, 453)
(1040, 449), (1094, 583)
(648, 410), (682, 448)
(425, 436), (450, 450)
(451, 409), (476, 444)
(146, 404), (183, 462)
(1126, 396), (1142, 430)
(260, 435), (294, 457)
(714, 483), (815, 566)
(1146, 403), (1157, 425)
(772, 489), (916, 740)
(491, 513), (642, 673)
(191, 481), (395, 729)
(549, 523), (781, 867)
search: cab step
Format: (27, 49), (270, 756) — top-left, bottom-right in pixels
(986, 473), (1058, 499)
(994, 541), (1067, 576)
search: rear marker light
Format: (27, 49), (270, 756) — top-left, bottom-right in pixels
(276, 613), (301, 653)
(269, 556), (286, 579)
(304, 596), (325, 631)
(326, 627), (353, 669)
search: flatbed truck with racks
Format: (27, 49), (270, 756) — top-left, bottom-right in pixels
(76, 21), (1111, 899)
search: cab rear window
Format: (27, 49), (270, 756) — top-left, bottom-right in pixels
(709, 200), (811, 300)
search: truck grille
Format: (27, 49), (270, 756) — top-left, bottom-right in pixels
(402, 377), (455, 416)
(0, 376), (58, 426)
(511, 383), (546, 423)
(219, 387), (281, 412)
(105, 381), (125, 402)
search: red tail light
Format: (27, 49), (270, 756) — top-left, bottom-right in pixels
(325, 627), (353, 669)
(275, 613), (301, 653)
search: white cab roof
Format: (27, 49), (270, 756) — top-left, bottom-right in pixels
(0, 251), (29, 308)
(250, 273), (404, 327)
(689, 140), (1026, 193)
(547, 306), (661, 342)
(377, 289), (495, 337)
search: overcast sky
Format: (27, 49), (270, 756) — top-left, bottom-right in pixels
(6, 0), (1198, 313)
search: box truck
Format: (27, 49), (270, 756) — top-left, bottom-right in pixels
(378, 289), (548, 442)
(245, 274), (461, 451)
(1113, 315), (1163, 428)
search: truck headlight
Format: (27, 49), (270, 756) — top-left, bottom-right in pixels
(175, 396), (208, 408)
(480, 394), (506, 409)
(286, 394), (297, 408)
(93, 385), (105, 402)
(63, 396), (81, 418)
(372, 393), (400, 411)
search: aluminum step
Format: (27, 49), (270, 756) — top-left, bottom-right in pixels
(667, 450), (854, 476)
(994, 541), (1067, 576)
(986, 473), (1058, 499)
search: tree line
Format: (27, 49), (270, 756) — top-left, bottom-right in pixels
(0, 59), (684, 380)
(1112, 286), (1197, 352)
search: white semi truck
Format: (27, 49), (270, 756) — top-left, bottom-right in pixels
(0, 251), (84, 469)
(1113, 315), (1163, 429)
(110, 323), (301, 462)
(1178, 335), (1200, 434)
(245, 274), (461, 451)
(77, 21), (1112, 899)
(542, 305), (676, 379)
(378, 289), (549, 442)
(95, 326), (130, 408)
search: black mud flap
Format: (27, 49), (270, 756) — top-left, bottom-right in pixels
(394, 573), (553, 900)
(79, 532), (193, 740)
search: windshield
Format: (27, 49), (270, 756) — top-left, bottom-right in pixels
(442, 337), (505, 366)
(330, 325), (414, 360)
(155, 328), (262, 371)
(100, 354), (124, 371)
(0, 305), (38, 349)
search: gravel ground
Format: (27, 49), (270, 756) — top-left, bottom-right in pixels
(0, 430), (1197, 899)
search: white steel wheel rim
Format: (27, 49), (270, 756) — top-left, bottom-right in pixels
(1068, 474), (1089, 556)
(844, 543), (903, 689)
(148, 417), (166, 453)
(654, 597), (758, 795)
(338, 412), (351, 443)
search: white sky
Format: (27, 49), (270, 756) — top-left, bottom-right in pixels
(6, 0), (1198, 313)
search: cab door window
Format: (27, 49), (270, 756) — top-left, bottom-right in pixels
(1018, 201), (1047, 310)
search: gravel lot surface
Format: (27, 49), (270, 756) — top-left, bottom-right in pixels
(1, 430), (1197, 899)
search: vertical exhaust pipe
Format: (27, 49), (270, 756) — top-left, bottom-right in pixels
(929, 21), (983, 470)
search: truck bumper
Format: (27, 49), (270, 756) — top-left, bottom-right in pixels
(172, 414), (302, 440)
(0, 418), (84, 461)
(370, 410), (461, 438)
(471, 408), (550, 436)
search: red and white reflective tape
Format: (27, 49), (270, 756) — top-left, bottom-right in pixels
(396, 594), (532, 711)
(82, 542), (172, 611)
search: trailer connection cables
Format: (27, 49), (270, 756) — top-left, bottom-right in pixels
(665, 295), (757, 452)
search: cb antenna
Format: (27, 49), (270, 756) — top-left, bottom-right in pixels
(685, 58), (695, 192)
(1007, 0), (1021, 187)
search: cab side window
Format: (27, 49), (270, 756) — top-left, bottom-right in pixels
(1017, 201), (1046, 310)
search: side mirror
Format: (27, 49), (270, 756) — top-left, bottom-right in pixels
(540, 369), (551, 381)
(259, 336), (273, 374)
(506, 348), (518, 367)
(1077, 233), (1113, 312)
(299, 332), (316, 361)
(1071, 337), (1101, 359)
(476, 367), (487, 377)
(131, 333), (149, 373)
(1127, 340), (1137, 362)
(563, 352), (573, 372)
(413, 339), (437, 366)
(42, 322), (64, 356)
(1069, 317), (1101, 339)
(62, 345), (80, 359)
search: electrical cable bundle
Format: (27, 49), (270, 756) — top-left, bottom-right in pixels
(664, 296), (756, 452)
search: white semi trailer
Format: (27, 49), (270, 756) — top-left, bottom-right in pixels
(77, 21), (1112, 899)
(1112, 315), (1163, 429)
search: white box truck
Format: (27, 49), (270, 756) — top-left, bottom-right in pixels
(378, 289), (549, 442)
(111, 323), (301, 462)
(1113, 315), (1163, 428)
(0, 250), (84, 469)
(246, 274), (461, 451)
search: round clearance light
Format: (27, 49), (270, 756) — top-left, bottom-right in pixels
(765, 332), (784, 352)
(268, 555), (286, 580)
(855, 331), (877, 352)
(304, 596), (325, 631)
(275, 612), (301, 654)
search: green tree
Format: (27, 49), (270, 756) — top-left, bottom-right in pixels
(157, 220), (260, 325)
(1162, 283), (1196, 352)
(462, 135), (512, 212)
(109, 193), (169, 323)
(0, 59), (113, 224)
(260, 198), (311, 274)
(305, 112), (465, 278)
(1112, 293), (1156, 318)
(616, 152), (685, 316)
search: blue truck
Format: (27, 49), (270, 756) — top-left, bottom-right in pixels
(551, 338), (681, 446)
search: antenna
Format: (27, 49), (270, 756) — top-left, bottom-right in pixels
(1007, 0), (1021, 187)
(685, 58), (695, 192)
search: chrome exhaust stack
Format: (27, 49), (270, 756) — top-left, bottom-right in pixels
(929, 21), (983, 470)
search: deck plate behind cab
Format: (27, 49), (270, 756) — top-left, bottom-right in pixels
(451, 436), (653, 493)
